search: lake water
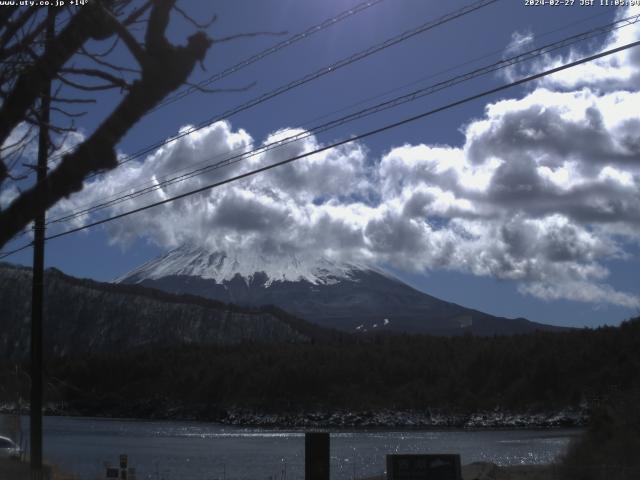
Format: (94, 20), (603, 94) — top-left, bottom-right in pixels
(3, 415), (580, 480)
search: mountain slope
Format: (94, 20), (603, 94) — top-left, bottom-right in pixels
(117, 245), (561, 336)
(0, 263), (333, 360)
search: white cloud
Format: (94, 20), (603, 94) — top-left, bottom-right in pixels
(520, 281), (640, 309)
(48, 9), (640, 309)
(506, 30), (535, 56)
(509, 6), (640, 92)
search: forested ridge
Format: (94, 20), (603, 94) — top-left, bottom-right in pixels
(2, 317), (636, 420)
(0, 263), (344, 358)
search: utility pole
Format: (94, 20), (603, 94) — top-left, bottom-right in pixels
(30, 7), (54, 479)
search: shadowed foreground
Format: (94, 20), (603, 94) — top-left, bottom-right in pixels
(0, 459), (554, 480)
(0, 459), (76, 480)
(367, 462), (638, 479)
(5, 458), (640, 480)
(360, 463), (554, 480)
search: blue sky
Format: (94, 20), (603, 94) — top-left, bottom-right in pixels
(2, 0), (640, 328)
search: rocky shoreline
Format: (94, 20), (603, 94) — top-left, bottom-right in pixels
(219, 407), (588, 429)
(1, 402), (589, 429)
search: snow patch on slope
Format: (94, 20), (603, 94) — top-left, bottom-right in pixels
(116, 244), (398, 287)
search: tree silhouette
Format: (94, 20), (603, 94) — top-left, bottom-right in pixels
(0, 0), (213, 248)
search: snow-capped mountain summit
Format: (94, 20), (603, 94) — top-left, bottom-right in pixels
(117, 245), (562, 336)
(116, 244), (393, 287)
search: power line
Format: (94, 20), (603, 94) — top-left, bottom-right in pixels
(46, 0), (500, 177)
(44, 6), (621, 225)
(2, 0), (499, 249)
(35, 39), (640, 245)
(0, 242), (33, 260)
(13, 1), (612, 187)
(156, 0), (387, 111)
(5, 16), (635, 259)
(45, 12), (640, 227)
(40, 0), (387, 167)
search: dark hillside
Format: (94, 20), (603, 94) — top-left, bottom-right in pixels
(0, 263), (344, 359)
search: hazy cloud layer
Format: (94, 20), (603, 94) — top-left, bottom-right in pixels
(50, 7), (640, 308)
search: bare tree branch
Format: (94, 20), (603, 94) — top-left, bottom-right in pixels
(0, 0), (212, 248)
(47, 83), (94, 105)
(24, 116), (77, 134)
(145, 0), (173, 55)
(50, 106), (87, 119)
(79, 45), (141, 74)
(122, 0), (153, 26)
(5, 170), (28, 182)
(79, 35), (120, 59)
(49, 127), (77, 156)
(58, 68), (131, 91)
(0, 2), (116, 148)
(61, 67), (129, 86)
(0, 13), (50, 62)
(0, 7), (38, 54)
(0, 124), (33, 152)
(50, 96), (97, 105)
(106, 10), (147, 65)
(7, 139), (32, 172)
(173, 4), (217, 30)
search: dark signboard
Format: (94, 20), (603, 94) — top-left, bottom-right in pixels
(106, 467), (119, 478)
(305, 432), (330, 480)
(386, 454), (462, 480)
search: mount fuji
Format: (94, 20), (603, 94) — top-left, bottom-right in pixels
(116, 245), (560, 336)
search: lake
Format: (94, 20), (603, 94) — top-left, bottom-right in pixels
(3, 415), (580, 480)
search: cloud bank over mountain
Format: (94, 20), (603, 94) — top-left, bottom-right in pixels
(51, 7), (640, 309)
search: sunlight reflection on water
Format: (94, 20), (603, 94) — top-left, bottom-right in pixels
(3, 415), (581, 480)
